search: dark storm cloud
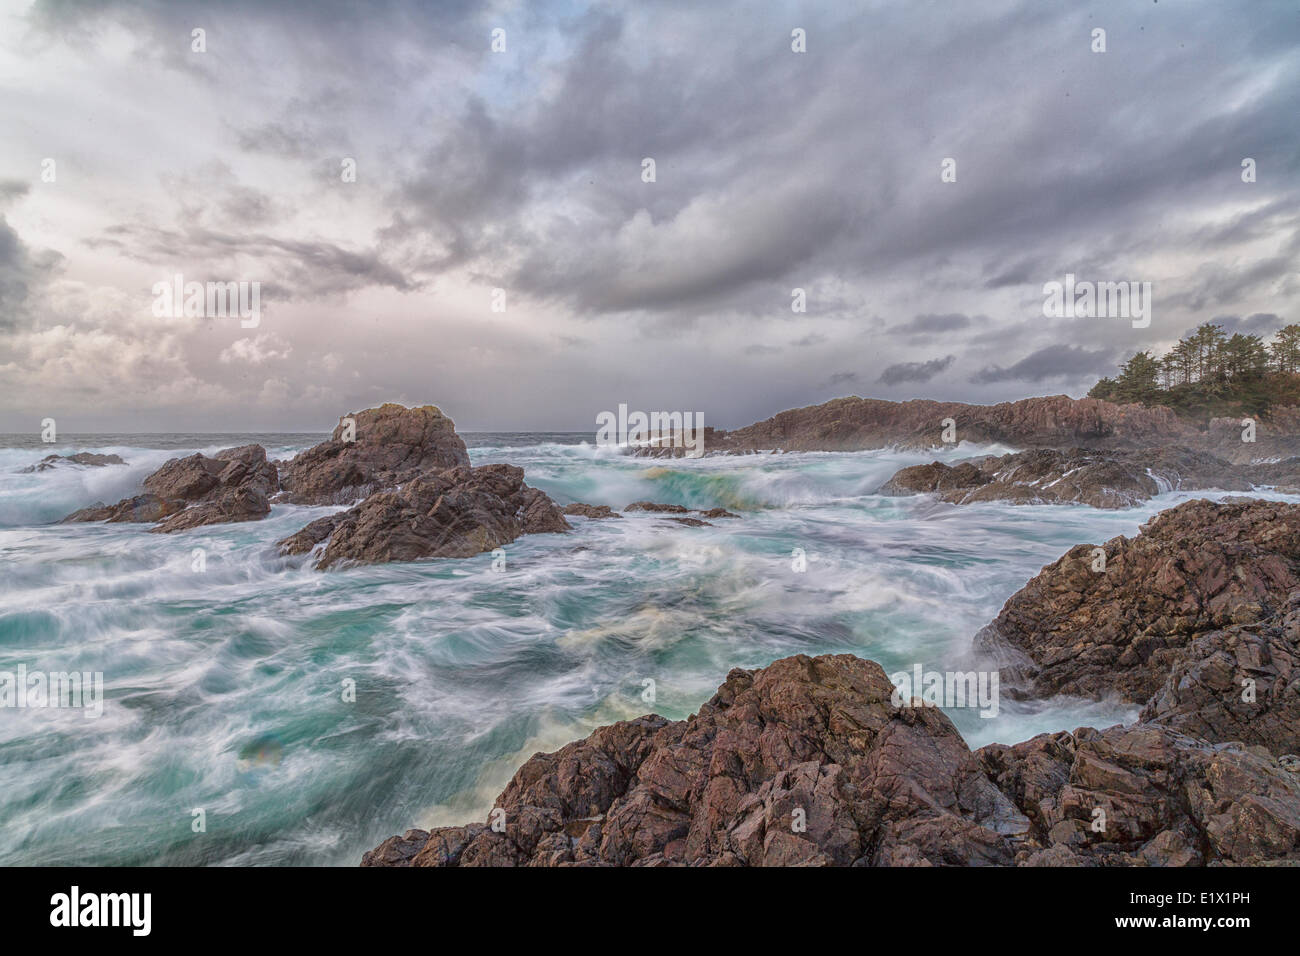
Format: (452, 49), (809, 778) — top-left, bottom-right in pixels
(878, 355), (956, 386)
(971, 345), (1114, 385)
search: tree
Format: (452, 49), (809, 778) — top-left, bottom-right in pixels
(1111, 351), (1161, 405)
(1271, 325), (1300, 374)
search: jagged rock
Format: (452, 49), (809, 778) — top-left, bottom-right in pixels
(277, 403), (470, 505)
(21, 452), (126, 472)
(878, 447), (1256, 509)
(979, 724), (1300, 865)
(363, 654), (1031, 867)
(1138, 595), (1300, 757)
(61, 494), (185, 524)
(976, 498), (1300, 705)
(364, 652), (1300, 868)
(563, 503), (622, 519)
(280, 463), (568, 570)
(60, 444), (278, 532)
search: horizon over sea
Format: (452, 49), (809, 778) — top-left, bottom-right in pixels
(2, 431), (1294, 865)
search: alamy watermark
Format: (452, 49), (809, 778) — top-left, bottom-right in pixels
(0, 665), (104, 718)
(596, 403), (705, 457)
(890, 664), (999, 718)
(1042, 273), (1151, 329)
(152, 273), (261, 328)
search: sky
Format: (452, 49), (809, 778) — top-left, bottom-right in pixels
(0, 0), (1297, 432)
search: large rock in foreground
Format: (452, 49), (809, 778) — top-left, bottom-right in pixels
(979, 723), (1300, 865)
(363, 653), (1300, 867)
(60, 444), (278, 532)
(279, 463), (568, 569)
(277, 404), (470, 505)
(363, 655), (1030, 867)
(977, 498), (1300, 712)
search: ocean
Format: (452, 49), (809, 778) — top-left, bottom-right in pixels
(0, 433), (1287, 866)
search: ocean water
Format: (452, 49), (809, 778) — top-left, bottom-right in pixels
(0, 433), (1292, 866)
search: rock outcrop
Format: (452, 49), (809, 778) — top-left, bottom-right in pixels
(670, 395), (1193, 455)
(22, 452), (126, 472)
(978, 723), (1300, 865)
(877, 447), (1264, 509)
(642, 393), (1300, 461)
(363, 655), (1031, 867)
(363, 653), (1300, 867)
(279, 463), (568, 570)
(60, 444), (278, 532)
(976, 498), (1300, 709)
(277, 404), (470, 505)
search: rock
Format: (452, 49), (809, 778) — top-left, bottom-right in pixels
(278, 403), (470, 505)
(625, 501), (740, 519)
(60, 494), (185, 524)
(21, 452), (126, 472)
(362, 652), (1300, 867)
(979, 724), (1300, 865)
(364, 654), (1031, 867)
(878, 447), (1255, 509)
(1139, 595), (1300, 757)
(976, 498), (1300, 705)
(280, 463), (569, 570)
(624, 501), (691, 514)
(61, 444), (278, 531)
(671, 395), (1194, 455)
(562, 503), (622, 519)
(277, 514), (344, 556)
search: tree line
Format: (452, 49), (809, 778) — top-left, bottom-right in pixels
(1089, 322), (1300, 419)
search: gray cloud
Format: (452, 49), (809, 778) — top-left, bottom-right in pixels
(878, 355), (956, 386)
(2, 0), (1298, 429)
(971, 346), (1114, 385)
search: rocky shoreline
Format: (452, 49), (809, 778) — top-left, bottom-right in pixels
(31, 396), (1300, 864)
(364, 497), (1300, 867)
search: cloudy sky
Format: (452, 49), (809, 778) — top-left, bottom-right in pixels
(1, 0), (1297, 432)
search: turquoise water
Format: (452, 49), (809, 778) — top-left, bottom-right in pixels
(0, 434), (1290, 866)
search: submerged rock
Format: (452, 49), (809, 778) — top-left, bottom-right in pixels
(279, 463), (569, 570)
(277, 403), (470, 505)
(60, 444), (278, 532)
(624, 501), (740, 519)
(562, 503), (622, 519)
(21, 452), (126, 472)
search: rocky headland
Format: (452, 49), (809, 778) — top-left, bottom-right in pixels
(662, 394), (1300, 461)
(364, 498), (1300, 867)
